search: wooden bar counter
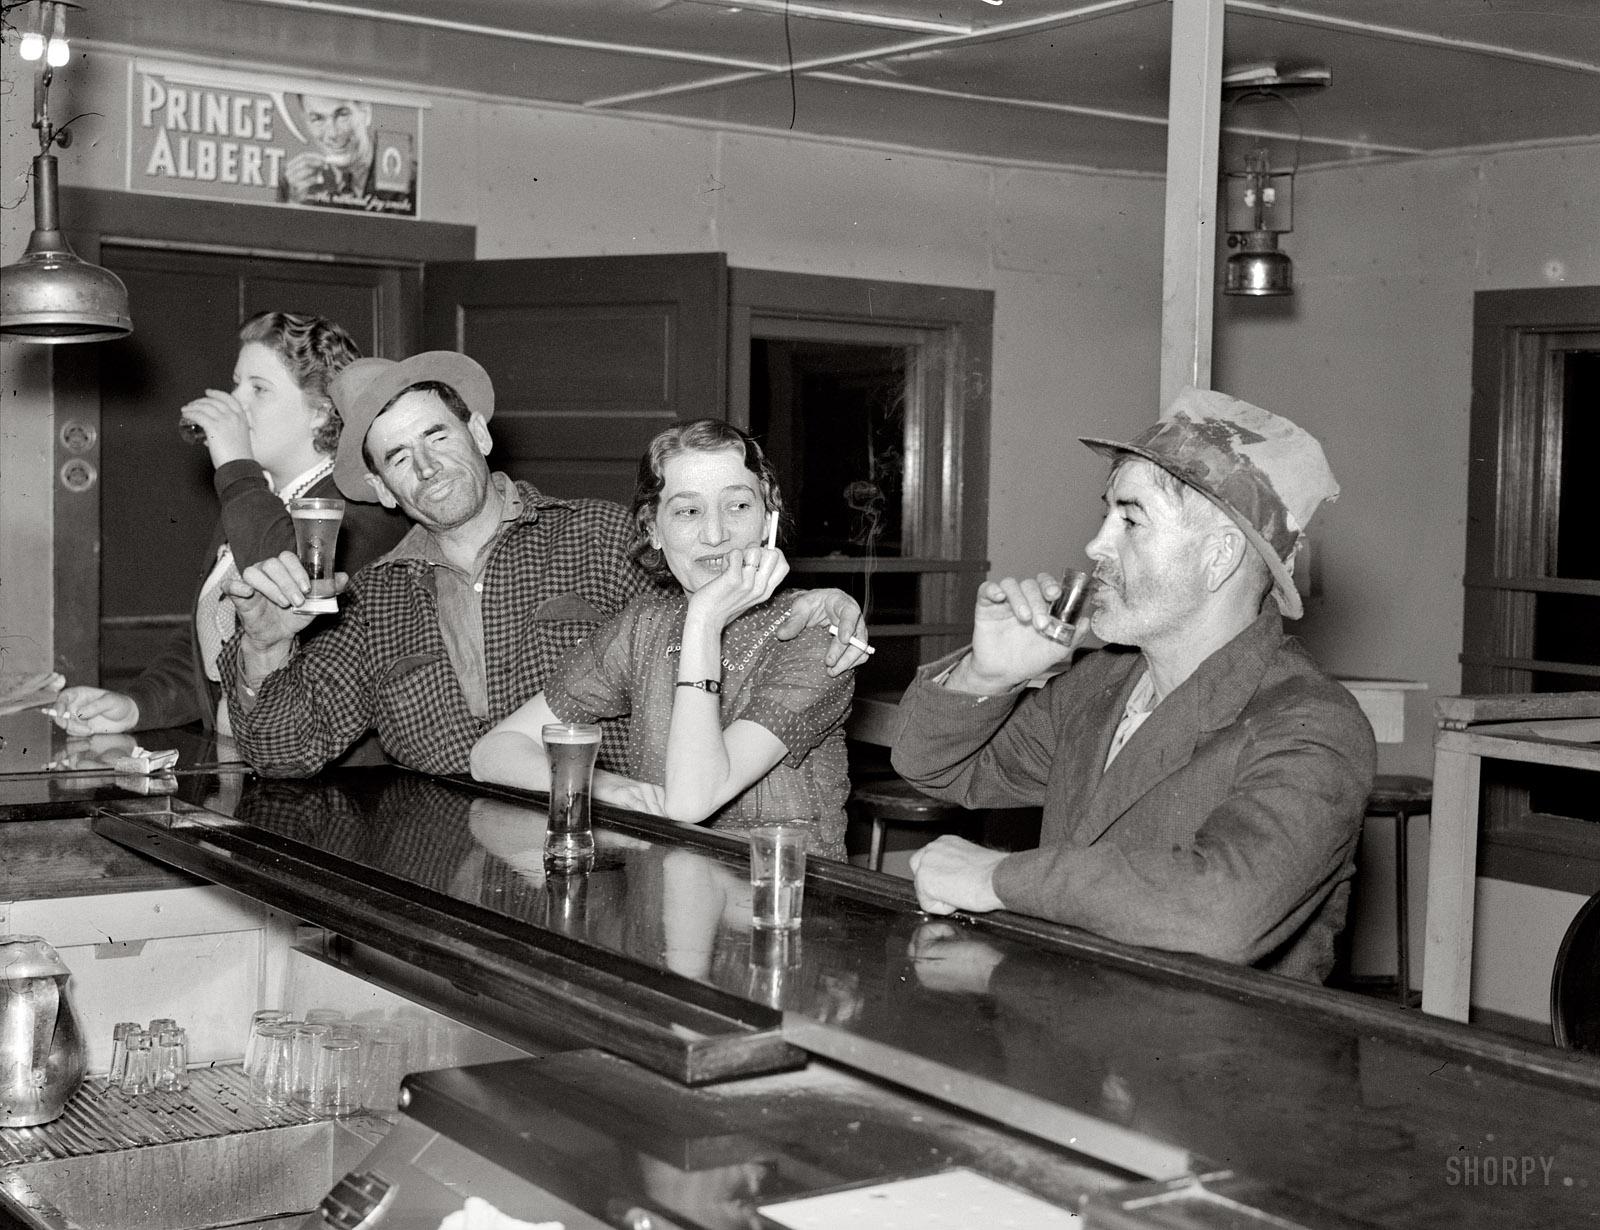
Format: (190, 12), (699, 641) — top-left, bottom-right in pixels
(2, 723), (1598, 1228)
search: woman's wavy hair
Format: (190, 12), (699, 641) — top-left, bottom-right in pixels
(237, 311), (361, 456)
(630, 419), (785, 579)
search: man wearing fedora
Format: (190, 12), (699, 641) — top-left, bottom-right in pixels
(217, 351), (868, 778)
(892, 388), (1375, 983)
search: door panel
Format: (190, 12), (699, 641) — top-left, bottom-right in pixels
(95, 247), (394, 691)
(422, 253), (727, 507)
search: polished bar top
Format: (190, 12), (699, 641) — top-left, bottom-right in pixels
(8, 759), (1597, 1229)
(0, 714), (246, 899)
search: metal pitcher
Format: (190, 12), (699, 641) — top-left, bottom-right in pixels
(0, 934), (86, 1127)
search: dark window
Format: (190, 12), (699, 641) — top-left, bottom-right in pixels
(1462, 288), (1600, 891)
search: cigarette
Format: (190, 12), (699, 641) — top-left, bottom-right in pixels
(763, 510), (778, 550)
(827, 624), (876, 655)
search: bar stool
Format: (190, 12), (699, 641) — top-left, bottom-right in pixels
(848, 777), (968, 873)
(1365, 773), (1433, 1006)
(1551, 889), (1600, 1053)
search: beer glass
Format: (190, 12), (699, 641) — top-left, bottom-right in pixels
(287, 497), (345, 614)
(541, 723), (601, 874)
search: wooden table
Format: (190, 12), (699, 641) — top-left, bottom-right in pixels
(1424, 692), (1600, 1021)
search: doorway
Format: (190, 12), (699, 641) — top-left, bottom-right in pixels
(1461, 286), (1600, 893)
(93, 246), (407, 691)
(49, 186), (473, 686)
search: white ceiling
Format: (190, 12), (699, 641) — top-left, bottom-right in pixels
(81, 0), (1600, 173)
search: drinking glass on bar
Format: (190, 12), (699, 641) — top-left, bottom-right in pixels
(1037, 568), (1097, 646)
(749, 825), (807, 931)
(108, 1020), (139, 1086)
(287, 497), (345, 614)
(243, 1008), (288, 1081)
(250, 1021), (296, 1106)
(359, 1025), (407, 1115)
(311, 1036), (364, 1118)
(153, 1026), (189, 1093)
(289, 1021), (332, 1106)
(541, 722), (601, 875)
(120, 1030), (153, 1096)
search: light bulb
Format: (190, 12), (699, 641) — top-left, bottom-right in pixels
(46, 37), (70, 67)
(19, 31), (45, 60)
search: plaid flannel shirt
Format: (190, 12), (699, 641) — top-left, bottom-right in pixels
(223, 483), (657, 777)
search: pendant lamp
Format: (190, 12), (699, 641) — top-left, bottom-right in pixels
(0, 3), (132, 344)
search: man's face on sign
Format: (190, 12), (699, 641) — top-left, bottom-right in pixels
(299, 95), (374, 169)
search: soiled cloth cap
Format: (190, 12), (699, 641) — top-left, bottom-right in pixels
(330, 351), (494, 501)
(1080, 386), (1338, 619)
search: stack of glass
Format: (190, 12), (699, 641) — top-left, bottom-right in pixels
(242, 1008), (409, 1118)
(108, 1016), (190, 1095)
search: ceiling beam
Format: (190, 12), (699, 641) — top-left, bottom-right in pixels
(802, 71), (1429, 158)
(1229, 1), (1600, 76)
(584, 0), (1164, 109)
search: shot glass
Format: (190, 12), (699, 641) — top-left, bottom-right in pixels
(1037, 568), (1097, 646)
(748, 825), (807, 931)
(311, 1037), (364, 1118)
(107, 1020), (140, 1086)
(153, 1026), (190, 1093)
(286, 497), (345, 614)
(120, 1030), (154, 1096)
(541, 722), (601, 874)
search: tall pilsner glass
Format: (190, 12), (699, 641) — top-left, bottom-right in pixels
(541, 723), (601, 874)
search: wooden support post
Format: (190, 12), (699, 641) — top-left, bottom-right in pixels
(1159, 0), (1224, 415)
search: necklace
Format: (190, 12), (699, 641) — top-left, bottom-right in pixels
(668, 605), (791, 674)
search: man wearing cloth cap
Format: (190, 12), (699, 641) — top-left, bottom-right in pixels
(219, 352), (869, 778)
(893, 388), (1375, 983)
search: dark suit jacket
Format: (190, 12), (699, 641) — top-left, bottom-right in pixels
(891, 611), (1375, 982)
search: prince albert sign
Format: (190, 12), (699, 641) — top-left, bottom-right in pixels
(129, 60), (423, 217)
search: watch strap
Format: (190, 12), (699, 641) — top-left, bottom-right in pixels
(676, 679), (723, 695)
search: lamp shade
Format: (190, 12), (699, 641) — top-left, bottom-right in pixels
(0, 153), (131, 344)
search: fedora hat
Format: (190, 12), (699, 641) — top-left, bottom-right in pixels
(1080, 387), (1338, 619)
(330, 351), (494, 501)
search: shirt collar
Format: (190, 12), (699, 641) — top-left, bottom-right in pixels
(275, 457), (335, 502)
(384, 472), (528, 568)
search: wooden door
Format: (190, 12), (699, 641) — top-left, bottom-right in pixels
(422, 253), (728, 507)
(93, 248), (399, 690)
(48, 186), (475, 688)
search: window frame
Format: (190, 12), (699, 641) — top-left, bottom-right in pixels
(1461, 286), (1600, 894)
(728, 270), (994, 672)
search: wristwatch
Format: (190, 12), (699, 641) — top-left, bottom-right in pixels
(676, 679), (723, 694)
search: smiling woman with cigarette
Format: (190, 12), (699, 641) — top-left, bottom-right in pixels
(470, 420), (855, 859)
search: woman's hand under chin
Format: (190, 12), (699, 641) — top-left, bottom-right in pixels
(686, 545), (789, 632)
